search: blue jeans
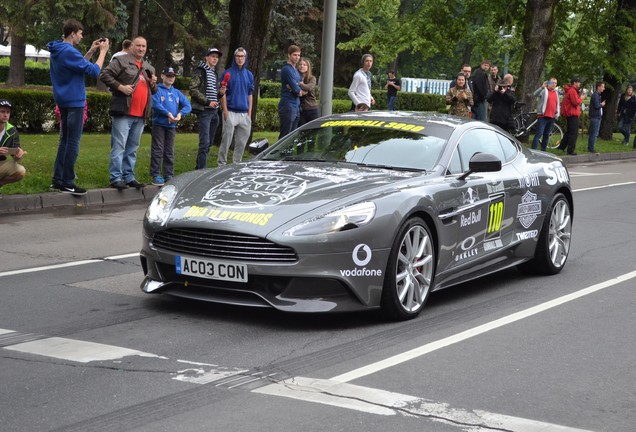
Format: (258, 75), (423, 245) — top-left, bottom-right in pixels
(195, 109), (220, 169)
(618, 116), (633, 144)
(588, 117), (601, 151)
(109, 115), (145, 183)
(53, 107), (84, 187)
(388, 95), (396, 111)
(532, 116), (555, 151)
(473, 101), (488, 121)
(278, 103), (300, 139)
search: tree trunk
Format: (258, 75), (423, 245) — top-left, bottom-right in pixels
(517, 0), (559, 109)
(132, 0), (141, 37)
(600, 0), (636, 140)
(228, 0), (276, 130)
(7, 32), (26, 87)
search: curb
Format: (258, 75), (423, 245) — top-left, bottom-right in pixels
(0, 185), (161, 214)
(1, 150), (634, 215)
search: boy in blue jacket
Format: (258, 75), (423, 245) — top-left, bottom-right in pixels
(150, 67), (192, 185)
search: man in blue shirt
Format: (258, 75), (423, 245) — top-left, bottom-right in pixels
(48, 19), (109, 195)
(218, 47), (255, 165)
(278, 45), (304, 139)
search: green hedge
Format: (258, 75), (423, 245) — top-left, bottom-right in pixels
(0, 86), (446, 133)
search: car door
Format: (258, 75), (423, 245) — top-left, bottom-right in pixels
(438, 128), (521, 273)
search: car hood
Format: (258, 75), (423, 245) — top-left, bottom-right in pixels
(166, 161), (423, 235)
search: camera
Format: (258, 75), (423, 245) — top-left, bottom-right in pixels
(98, 38), (107, 42)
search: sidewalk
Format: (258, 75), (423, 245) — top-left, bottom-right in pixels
(1, 150), (635, 215)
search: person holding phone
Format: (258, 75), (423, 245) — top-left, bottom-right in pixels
(384, 70), (401, 111)
(100, 36), (158, 190)
(531, 77), (560, 151)
(487, 79), (516, 133)
(446, 73), (473, 118)
(47, 19), (109, 195)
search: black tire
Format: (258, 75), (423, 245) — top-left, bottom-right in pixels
(381, 218), (435, 321)
(518, 193), (572, 275)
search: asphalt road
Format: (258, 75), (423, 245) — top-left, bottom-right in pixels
(1, 160), (635, 432)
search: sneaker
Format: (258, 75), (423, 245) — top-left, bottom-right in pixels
(152, 175), (165, 186)
(60, 184), (87, 196)
(110, 180), (129, 190)
(127, 179), (145, 189)
(49, 181), (62, 191)
(165, 176), (173, 182)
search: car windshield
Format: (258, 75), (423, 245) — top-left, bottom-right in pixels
(261, 125), (447, 171)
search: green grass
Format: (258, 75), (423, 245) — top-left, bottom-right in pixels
(0, 129), (632, 196)
(1, 131), (280, 195)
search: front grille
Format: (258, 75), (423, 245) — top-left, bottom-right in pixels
(152, 228), (298, 263)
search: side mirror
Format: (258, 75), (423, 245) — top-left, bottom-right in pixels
(248, 138), (269, 155)
(458, 152), (502, 181)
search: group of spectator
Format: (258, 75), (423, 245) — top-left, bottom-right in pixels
(3, 25), (636, 194)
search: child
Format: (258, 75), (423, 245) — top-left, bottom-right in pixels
(0, 99), (26, 189)
(150, 67), (192, 185)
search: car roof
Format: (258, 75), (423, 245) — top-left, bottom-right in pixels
(317, 110), (473, 129)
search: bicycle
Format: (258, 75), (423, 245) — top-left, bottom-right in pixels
(512, 102), (563, 149)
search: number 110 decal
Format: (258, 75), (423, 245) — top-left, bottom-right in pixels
(486, 195), (505, 239)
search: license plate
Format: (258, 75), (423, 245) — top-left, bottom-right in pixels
(175, 256), (248, 283)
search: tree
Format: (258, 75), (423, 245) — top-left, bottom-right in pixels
(0, 0), (117, 86)
(516, 0), (560, 109)
(227, 0), (277, 126)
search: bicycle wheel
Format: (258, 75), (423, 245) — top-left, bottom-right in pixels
(514, 112), (534, 139)
(547, 123), (564, 149)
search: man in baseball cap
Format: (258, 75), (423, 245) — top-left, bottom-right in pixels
(0, 99), (27, 188)
(190, 47), (225, 169)
(206, 47), (222, 57)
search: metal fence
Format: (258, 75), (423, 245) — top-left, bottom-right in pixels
(401, 78), (452, 96)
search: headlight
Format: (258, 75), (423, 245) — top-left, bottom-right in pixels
(146, 185), (177, 225)
(284, 202), (376, 236)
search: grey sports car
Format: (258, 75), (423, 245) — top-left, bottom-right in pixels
(140, 111), (573, 320)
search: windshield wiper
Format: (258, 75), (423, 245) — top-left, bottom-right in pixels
(354, 162), (425, 172)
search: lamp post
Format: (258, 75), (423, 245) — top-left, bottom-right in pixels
(500, 26), (515, 76)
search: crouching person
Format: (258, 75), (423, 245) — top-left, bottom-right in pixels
(0, 99), (26, 188)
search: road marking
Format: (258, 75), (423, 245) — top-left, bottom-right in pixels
(573, 181), (636, 192)
(254, 376), (593, 431)
(331, 269), (636, 383)
(0, 253), (139, 278)
(4, 336), (166, 363)
(568, 171), (619, 177)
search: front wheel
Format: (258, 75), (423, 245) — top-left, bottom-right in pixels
(547, 123), (564, 149)
(518, 193), (572, 275)
(381, 218), (435, 321)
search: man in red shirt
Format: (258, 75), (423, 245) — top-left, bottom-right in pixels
(100, 36), (158, 189)
(531, 78), (560, 151)
(558, 76), (583, 155)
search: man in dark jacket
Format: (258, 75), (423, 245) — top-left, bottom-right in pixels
(100, 36), (158, 189)
(190, 47), (225, 169)
(487, 79), (516, 133)
(587, 81), (605, 153)
(471, 59), (490, 121)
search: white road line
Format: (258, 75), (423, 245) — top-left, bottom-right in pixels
(331, 270), (636, 383)
(0, 253), (139, 278)
(254, 377), (594, 431)
(573, 181), (636, 192)
(4, 336), (166, 363)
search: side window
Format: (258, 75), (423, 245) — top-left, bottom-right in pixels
(448, 149), (462, 175)
(496, 133), (520, 163)
(457, 129), (506, 171)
